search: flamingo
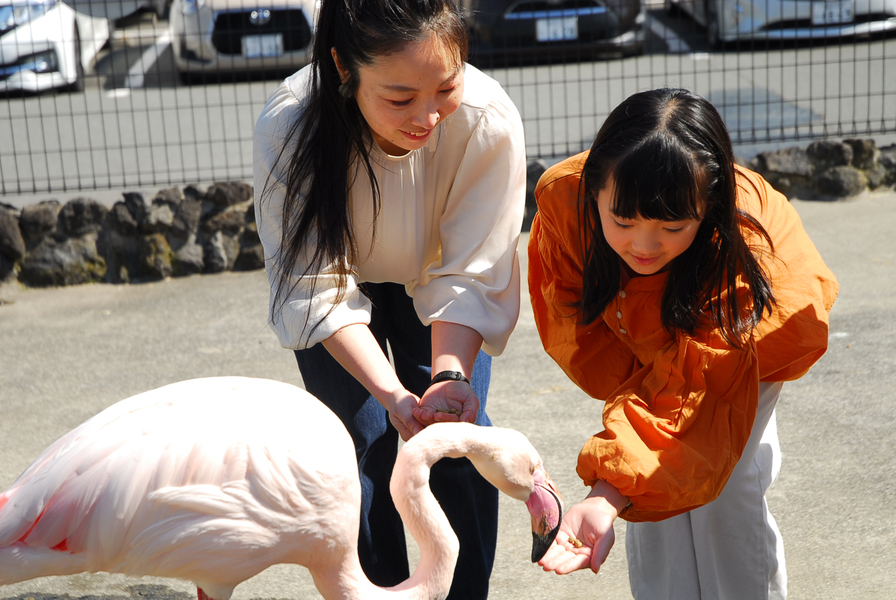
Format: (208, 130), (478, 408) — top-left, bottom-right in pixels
(0, 376), (562, 600)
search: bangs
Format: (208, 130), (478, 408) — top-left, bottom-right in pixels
(609, 133), (706, 222)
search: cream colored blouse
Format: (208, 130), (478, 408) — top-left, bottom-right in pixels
(253, 64), (526, 355)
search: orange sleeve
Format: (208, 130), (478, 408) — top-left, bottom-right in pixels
(528, 155), (639, 399)
(737, 169), (839, 382)
(576, 327), (760, 522)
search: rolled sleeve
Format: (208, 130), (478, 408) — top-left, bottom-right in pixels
(413, 96), (526, 356)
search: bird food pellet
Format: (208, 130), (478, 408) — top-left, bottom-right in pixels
(435, 408), (462, 416)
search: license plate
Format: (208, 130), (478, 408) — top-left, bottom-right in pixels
(536, 17), (578, 42)
(811, 0), (854, 25)
(242, 34), (284, 58)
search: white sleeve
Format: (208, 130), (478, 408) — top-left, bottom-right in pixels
(413, 91), (526, 356)
(252, 80), (372, 350)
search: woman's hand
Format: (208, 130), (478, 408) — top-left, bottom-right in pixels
(414, 380), (480, 425)
(538, 481), (628, 575)
(386, 388), (424, 441)
(414, 321), (483, 426)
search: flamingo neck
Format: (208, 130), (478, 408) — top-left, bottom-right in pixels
(311, 435), (466, 600)
(383, 428), (489, 599)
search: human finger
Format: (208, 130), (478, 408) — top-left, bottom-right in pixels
(537, 544), (568, 569)
(551, 550), (594, 574)
(538, 544), (592, 574)
(390, 412), (420, 441)
(589, 523), (616, 572)
(412, 406), (438, 426)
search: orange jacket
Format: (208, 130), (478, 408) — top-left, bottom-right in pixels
(528, 152), (838, 522)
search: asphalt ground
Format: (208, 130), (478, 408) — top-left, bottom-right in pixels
(1, 190), (894, 599)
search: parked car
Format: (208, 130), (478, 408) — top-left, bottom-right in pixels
(464, 0), (645, 67)
(0, 0), (109, 93)
(68, 0), (164, 20)
(170, 0), (317, 83)
(666, 0), (896, 48)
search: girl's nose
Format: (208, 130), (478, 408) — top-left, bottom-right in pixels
(632, 232), (660, 254)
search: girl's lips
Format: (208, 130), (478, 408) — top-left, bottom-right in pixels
(631, 254), (659, 266)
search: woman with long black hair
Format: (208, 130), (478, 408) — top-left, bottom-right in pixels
(253, 0), (526, 597)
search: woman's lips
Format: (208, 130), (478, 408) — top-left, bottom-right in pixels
(402, 128), (433, 142)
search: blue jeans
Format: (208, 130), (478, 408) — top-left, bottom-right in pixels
(294, 282), (499, 599)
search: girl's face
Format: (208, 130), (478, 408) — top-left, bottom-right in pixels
(334, 34), (464, 156)
(597, 176), (703, 276)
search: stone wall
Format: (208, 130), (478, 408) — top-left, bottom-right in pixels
(2, 138), (894, 289)
(0, 182), (263, 287)
(746, 139), (896, 201)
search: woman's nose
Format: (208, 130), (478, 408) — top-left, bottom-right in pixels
(411, 102), (442, 128)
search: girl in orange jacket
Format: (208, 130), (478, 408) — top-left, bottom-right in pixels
(528, 88), (837, 599)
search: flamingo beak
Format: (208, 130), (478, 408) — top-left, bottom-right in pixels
(525, 464), (563, 562)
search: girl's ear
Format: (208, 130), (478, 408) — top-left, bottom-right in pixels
(331, 48), (349, 83)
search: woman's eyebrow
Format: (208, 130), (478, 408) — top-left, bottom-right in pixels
(381, 67), (462, 93)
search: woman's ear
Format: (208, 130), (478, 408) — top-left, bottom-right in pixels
(331, 48), (354, 99)
(331, 48), (348, 83)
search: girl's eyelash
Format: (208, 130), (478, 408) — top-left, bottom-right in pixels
(391, 99), (413, 107)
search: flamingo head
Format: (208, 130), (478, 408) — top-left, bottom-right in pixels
(459, 425), (563, 563)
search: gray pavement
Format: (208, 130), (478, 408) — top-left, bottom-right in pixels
(1, 190), (894, 599)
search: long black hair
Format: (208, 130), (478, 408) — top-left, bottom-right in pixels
(579, 88), (775, 347)
(260, 0), (468, 338)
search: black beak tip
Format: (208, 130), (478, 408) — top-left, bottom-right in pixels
(530, 516), (562, 563)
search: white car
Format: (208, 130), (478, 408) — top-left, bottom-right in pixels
(170, 0), (317, 83)
(0, 0), (109, 93)
(667, 0), (896, 47)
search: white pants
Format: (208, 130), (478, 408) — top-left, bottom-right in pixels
(626, 382), (787, 600)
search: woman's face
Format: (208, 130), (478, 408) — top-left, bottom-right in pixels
(597, 176), (704, 276)
(334, 34), (464, 156)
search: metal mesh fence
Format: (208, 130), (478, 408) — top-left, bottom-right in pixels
(2, 0), (894, 195)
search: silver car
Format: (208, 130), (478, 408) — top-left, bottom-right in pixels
(170, 0), (317, 83)
(667, 0), (896, 47)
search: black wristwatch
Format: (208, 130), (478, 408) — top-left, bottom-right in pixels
(429, 370), (470, 387)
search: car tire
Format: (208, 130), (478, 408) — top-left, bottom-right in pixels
(179, 70), (213, 85)
(178, 70), (197, 85)
(64, 26), (86, 93)
(623, 41), (645, 58)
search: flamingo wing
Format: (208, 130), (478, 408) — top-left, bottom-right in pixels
(0, 377), (361, 596)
